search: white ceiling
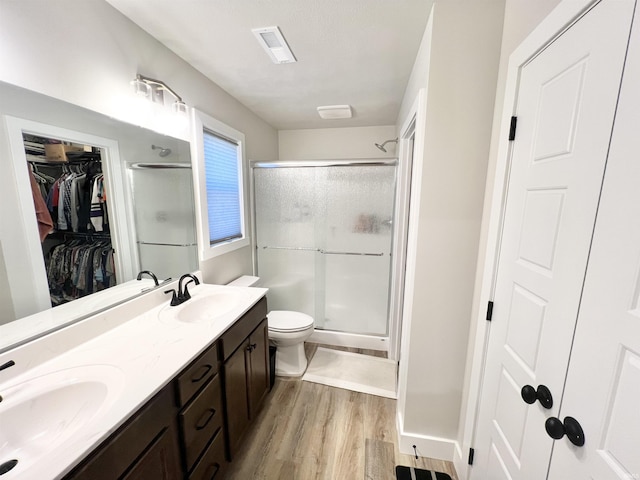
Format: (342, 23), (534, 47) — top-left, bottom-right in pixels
(106, 0), (432, 130)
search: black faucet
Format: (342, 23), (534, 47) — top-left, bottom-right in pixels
(164, 274), (200, 306)
(136, 270), (159, 286)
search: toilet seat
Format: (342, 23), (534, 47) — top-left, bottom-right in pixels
(268, 310), (314, 333)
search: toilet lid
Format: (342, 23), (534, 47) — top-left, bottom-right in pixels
(268, 310), (314, 332)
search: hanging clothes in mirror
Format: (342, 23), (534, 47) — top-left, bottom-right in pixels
(28, 168), (54, 241)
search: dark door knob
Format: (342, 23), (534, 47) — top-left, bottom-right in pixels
(545, 416), (585, 447)
(521, 384), (553, 409)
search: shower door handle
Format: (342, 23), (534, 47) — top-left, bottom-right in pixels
(260, 246), (386, 257)
(260, 246), (320, 252)
(320, 250), (385, 257)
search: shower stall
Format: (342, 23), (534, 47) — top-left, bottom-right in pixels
(252, 160), (397, 345)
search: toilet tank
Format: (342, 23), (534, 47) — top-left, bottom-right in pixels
(227, 275), (261, 287)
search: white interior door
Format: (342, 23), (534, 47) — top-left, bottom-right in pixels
(472, 1), (634, 478)
(547, 4), (640, 477)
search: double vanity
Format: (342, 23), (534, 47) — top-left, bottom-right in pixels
(0, 276), (270, 479)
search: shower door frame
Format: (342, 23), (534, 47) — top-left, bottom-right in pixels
(250, 158), (407, 356)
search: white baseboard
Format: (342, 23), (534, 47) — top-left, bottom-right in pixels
(453, 447), (469, 480)
(309, 329), (389, 351)
(396, 412), (459, 462)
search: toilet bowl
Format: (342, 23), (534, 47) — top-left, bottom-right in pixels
(268, 310), (314, 377)
(227, 276), (315, 377)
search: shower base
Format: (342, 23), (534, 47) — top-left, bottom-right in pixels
(308, 329), (388, 352)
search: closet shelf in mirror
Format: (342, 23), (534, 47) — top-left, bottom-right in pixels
(47, 231), (112, 242)
(28, 156), (101, 166)
(26, 154), (64, 164)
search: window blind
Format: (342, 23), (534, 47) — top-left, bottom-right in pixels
(203, 129), (242, 245)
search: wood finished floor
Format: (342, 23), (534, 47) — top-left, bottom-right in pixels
(224, 343), (458, 480)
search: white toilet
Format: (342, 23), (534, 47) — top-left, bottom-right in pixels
(227, 276), (315, 377)
(267, 310), (314, 376)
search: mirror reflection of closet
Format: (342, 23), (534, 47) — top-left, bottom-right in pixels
(24, 133), (119, 307)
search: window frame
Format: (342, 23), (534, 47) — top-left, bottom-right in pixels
(191, 109), (249, 260)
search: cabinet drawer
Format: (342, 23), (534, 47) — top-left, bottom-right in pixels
(189, 429), (227, 480)
(180, 375), (223, 472)
(176, 342), (219, 407)
(220, 297), (267, 361)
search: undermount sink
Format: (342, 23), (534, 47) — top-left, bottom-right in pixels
(159, 285), (246, 324)
(0, 365), (124, 475)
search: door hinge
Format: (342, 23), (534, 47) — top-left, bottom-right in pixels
(486, 301), (494, 321)
(468, 447), (475, 465)
(508, 116), (517, 141)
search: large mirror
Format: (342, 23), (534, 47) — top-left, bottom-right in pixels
(0, 80), (198, 353)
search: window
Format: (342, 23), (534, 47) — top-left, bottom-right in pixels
(192, 110), (249, 260)
(203, 130), (242, 245)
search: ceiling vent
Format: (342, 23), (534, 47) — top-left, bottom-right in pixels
(317, 105), (353, 120)
(252, 26), (297, 64)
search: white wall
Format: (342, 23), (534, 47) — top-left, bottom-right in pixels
(453, 0), (564, 477)
(395, 0), (505, 460)
(0, 0), (278, 305)
(279, 126), (397, 160)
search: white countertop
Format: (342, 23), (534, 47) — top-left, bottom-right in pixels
(0, 278), (158, 353)
(0, 282), (268, 480)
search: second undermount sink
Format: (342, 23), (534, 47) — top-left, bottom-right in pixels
(0, 365), (125, 475)
(159, 285), (246, 324)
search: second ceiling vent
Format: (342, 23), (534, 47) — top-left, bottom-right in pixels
(252, 26), (297, 64)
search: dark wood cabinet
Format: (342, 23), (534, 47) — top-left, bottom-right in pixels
(247, 319), (270, 419)
(64, 387), (181, 480)
(224, 339), (251, 458)
(220, 297), (270, 459)
(120, 427), (181, 480)
(189, 426), (226, 480)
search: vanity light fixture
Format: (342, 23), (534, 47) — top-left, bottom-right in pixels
(131, 74), (188, 113)
(131, 76), (151, 97)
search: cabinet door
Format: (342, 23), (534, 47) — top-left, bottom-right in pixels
(248, 318), (270, 419)
(224, 340), (250, 459)
(121, 427), (182, 480)
(64, 388), (181, 480)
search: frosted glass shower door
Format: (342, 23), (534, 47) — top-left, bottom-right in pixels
(254, 163), (395, 336)
(255, 167), (319, 317)
(322, 165), (395, 335)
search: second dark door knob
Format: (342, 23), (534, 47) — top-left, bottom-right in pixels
(520, 384), (553, 409)
(545, 416), (585, 447)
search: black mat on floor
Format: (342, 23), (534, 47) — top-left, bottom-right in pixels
(395, 465), (452, 480)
